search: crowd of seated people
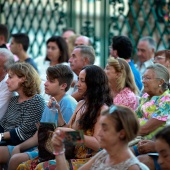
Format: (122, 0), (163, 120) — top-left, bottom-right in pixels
(1, 23), (170, 170)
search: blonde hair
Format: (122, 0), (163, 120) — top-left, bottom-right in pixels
(8, 62), (41, 97)
(107, 57), (138, 94)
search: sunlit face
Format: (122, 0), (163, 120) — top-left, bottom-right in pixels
(6, 71), (24, 92)
(10, 38), (20, 55)
(104, 64), (118, 83)
(0, 56), (7, 81)
(137, 41), (153, 63)
(77, 69), (87, 96)
(44, 77), (62, 96)
(62, 30), (75, 44)
(155, 138), (170, 170)
(69, 48), (85, 75)
(142, 69), (161, 96)
(74, 37), (89, 46)
(98, 115), (121, 150)
(47, 42), (61, 63)
(154, 54), (170, 68)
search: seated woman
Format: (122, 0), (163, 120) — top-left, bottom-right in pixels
(0, 62), (45, 168)
(132, 63), (170, 169)
(52, 105), (149, 170)
(17, 65), (113, 170)
(105, 57), (139, 110)
(154, 49), (170, 75)
(155, 126), (170, 170)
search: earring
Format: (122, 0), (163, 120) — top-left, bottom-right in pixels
(159, 84), (162, 87)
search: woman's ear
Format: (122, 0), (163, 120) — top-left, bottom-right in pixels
(119, 129), (126, 140)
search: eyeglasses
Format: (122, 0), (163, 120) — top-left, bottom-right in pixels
(142, 77), (161, 81)
(154, 56), (166, 60)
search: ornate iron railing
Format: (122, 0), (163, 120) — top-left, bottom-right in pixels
(0, 0), (169, 67)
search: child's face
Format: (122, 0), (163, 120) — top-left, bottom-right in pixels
(44, 77), (62, 96)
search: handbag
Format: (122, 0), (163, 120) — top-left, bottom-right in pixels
(38, 122), (56, 162)
(45, 131), (76, 160)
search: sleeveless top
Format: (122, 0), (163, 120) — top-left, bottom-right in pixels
(69, 102), (97, 159)
(90, 150), (149, 170)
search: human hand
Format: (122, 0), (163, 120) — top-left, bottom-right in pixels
(51, 129), (65, 153)
(137, 140), (155, 154)
(47, 97), (60, 111)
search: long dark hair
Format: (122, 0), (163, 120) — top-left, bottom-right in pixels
(46, 36), (69, 63)
(79, 65), (112, 132)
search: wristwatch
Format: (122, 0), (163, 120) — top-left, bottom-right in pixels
(0, 133), (4, 141)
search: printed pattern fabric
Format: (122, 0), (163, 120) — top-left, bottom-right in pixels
(114, 87), (138, 111)
(136, 89), (170, 139)
(90, 149), (149, 170)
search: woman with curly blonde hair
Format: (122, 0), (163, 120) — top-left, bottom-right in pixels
(0, 62), (45, 146)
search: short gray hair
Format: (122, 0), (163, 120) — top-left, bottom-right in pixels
(0, 48), (14, 70)
(139, 36), (156, 51)
(147, 63), (169, 91)
(75, 45), (95, 64)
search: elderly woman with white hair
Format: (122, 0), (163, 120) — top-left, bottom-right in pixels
(132, 63), (170, 170)
(0, 48), (14, 119)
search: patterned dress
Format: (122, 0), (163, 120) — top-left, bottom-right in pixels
(90, 149), (149, 170)
(136, 89), (170, 139)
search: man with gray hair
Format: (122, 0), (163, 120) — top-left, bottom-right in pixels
(69, 45), (95, 101)
(0, 48), (14, 119)
(135, 36), (156, 76)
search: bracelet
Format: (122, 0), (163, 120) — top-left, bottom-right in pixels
(53, 148), (65, 156)
(58, 122), (66, 127)
(0, 133), (4, 142)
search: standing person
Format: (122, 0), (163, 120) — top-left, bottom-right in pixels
(105, 57), (139, 110)
(0, 48), (14, 119)
(69, 45), (95, 101)
(52, 105), (149, 170)
(17, 65), (113, 170)
(135, 36), (156, 76)
(111, 35), (143, 91)
(154, 50), (170, 75)
(10, 33), (38, 72)
(1, 64), (77, 170)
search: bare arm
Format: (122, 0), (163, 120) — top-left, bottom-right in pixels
(83, 105), (109, 151)
(138, 118), (164, 136)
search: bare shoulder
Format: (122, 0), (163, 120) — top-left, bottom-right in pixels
(128, 165), (141, 170)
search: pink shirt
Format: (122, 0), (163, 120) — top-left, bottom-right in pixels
(113, 87), (138, 110)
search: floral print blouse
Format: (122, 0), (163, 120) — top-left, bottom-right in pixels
(136, 89), (170, 139)
(114, 87), (138, 111)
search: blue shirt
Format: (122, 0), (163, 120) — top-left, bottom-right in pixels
(41, 94), (77, 124)
(129, 60), (143, 91)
